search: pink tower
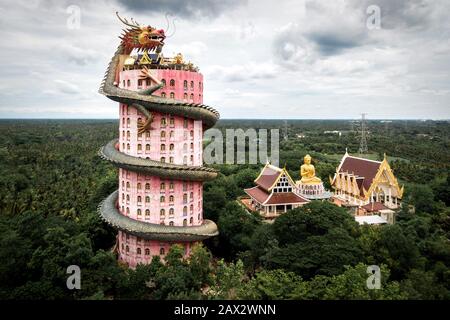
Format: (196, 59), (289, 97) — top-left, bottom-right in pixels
(98, 13), (219, 268)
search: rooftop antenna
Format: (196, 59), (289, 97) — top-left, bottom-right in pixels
(358, 113), (368, 155)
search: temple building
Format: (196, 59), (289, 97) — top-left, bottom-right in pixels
(330, 150), (404, 225)
(242, 163), (309, 221)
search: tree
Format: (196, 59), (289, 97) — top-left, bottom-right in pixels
(238, 269), (303, 300)
(216, 202), (260, 258)
(377, 224), (423, 279)
(208, 259), (246, 299)
(272, 201), (358, 245)
(263, 228), (363, 278)
(188, 244), (213, 289)
(405, 184), (436, 214)
(401, 269), (450, 299)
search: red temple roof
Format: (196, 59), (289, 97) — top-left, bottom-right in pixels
(265, 192), (308, 205)
(254, 164), (283, 192)
(244, 186), (308, 205)
(244, 186), (270, 204)
(361, 202), (388, 212)
(335, 155), (382, 195)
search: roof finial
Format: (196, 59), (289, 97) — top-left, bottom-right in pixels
(383, 153), (387, 161)
(345, 147), (349, 156)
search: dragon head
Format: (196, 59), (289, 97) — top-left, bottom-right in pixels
(117, 12), (166, 54)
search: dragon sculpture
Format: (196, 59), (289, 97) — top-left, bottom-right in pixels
(97, 13), (220, 241)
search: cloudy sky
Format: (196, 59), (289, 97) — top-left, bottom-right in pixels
(0, 0), (449, 119)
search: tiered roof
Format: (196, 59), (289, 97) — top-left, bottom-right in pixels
(244, 163), (308, 206)
(331, 151), (404, 199)
(338, 155), (381, 193)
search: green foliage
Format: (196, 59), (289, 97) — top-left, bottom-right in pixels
(0, 119), (449, 300)
(208, 259), (245, 299)
(255, 202), (363, 278)
(272, 201), (358, 244)
(239, 269), (303, 299)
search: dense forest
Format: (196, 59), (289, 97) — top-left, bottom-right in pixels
(0, 119), (449, 299)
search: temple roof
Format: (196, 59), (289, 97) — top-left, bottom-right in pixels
(254, 164), (283, 191)
(361, 201), (388, 212)
(244, 186), (308, 205)
(244, 186), (270, 204)
(331, 152), (403, 200)
(265, 192), (308, 205)
(254, 163), (297, 192)
(338, 155), (381, 192)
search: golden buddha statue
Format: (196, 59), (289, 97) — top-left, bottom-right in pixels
(174, 53), (183, 64)
(300, 154), (322, 184)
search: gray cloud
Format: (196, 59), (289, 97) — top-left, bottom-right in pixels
(0, 0), (449, 119)
(116, 0), (247, 19)
(305, 32), (364, 56)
